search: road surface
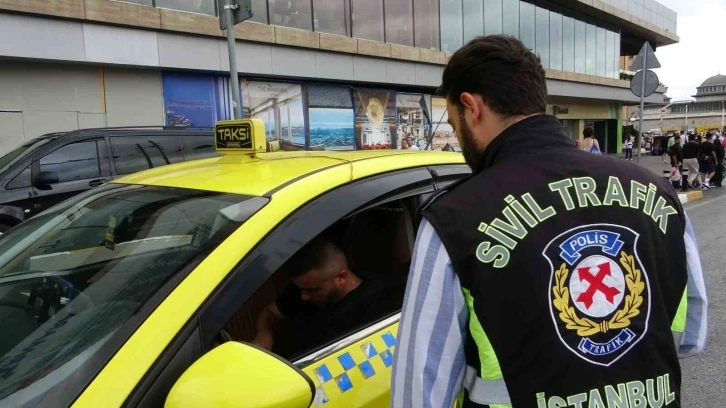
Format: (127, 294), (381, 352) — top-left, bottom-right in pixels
(680, 185), (725, 407)
(613, 153), (724, 405)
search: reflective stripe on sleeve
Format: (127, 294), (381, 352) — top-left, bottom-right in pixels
(463, 365), (512, 406)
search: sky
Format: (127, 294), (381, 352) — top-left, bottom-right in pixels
(653, 0), (726, 101)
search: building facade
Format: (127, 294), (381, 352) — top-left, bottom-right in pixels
(635, 75), (726, 133)
(0, 0), (677, 156)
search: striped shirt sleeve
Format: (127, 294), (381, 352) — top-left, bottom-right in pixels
(679, 212), (708, 358)
(391, 219), (468, 408)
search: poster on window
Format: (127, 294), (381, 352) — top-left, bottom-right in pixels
(242, 81), (305, 146)
(307, 85), (355, 151)
(396, 94), (431, 150)
(353, 88), (396, 150)
(430, 97), (459, 151)
(162, 73), (232, 127)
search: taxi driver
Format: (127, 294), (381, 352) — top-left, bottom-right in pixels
(253, 237), (390, 357)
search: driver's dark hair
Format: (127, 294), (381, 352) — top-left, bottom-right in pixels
(285, 236), (345, 278)
(437, 35), (547, 117)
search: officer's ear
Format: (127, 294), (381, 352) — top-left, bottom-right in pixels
(459, 92), (485, 127)
(459, 92), (481, 120)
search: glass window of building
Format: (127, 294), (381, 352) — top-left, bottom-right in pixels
(549, 12), (563, 71)
(162, 73), (232, 127)
(483, 0), (503, 36)
(440, 0), (463, 52)
(574, 20), (586, 74)
(605, 30), (615, 78)
(307, 85), (355, 151)
(614, 32), (621, 78)
(562, 16), (575, 72)
(596, 27), (606, 77)
(352, 0), (384, 42)
(155, 0), (216, 15)
(241, 81), (305, 146)
(353, 88), (396, 150)
(414, 0), (440, 50)
(431, 97), (458, 151)
(501, 0), (519, 38)
(535, 6), (550, 69)
(313, 0), (351, 36)
(119, 0), (152, 5)
(463, 0), (484, 43)
(249, 0), (268, 23)
(519, 2), (535, 51)
(385, 0), (414, 46)
(268, 0), (312, 31)
(396, 94), (431, 150)
(585, 24), (597, 75)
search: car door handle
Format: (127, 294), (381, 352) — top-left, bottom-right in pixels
(89, 179), (107, 187)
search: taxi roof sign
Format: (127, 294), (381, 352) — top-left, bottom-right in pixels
(214, 118), (266, 155)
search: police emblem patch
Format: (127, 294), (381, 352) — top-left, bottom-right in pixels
(543, 224), (651, 366)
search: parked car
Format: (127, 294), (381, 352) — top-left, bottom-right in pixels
(0, 126), (216, 233)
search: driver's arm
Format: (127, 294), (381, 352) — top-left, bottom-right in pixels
(253, 302), (283, 350)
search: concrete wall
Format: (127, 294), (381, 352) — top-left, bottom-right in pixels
(0, 62), (106, 153)
(0, 61), (164, 156)
(103, 69), (163, 126)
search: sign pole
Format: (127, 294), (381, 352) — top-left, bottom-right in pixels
(224, 0), (242, 119)
(636, 49), (647, 164)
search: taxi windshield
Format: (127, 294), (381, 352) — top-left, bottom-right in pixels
(0, 183), (263, 408)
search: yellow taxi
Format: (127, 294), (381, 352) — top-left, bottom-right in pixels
(0, 119), (469, 408)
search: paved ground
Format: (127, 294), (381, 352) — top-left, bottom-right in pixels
(680, 187), (726, 407)
(617, 152), (725, 405)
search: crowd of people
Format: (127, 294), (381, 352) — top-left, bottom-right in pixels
(666, 130), (726, 190)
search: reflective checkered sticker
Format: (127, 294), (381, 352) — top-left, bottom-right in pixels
(307, 328), (397, 405)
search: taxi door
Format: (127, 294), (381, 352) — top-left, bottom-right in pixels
(298, 317), (399, 408)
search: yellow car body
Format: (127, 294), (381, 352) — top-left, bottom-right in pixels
(0, 120), (468, 408)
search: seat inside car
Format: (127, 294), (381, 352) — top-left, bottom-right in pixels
(340, 201), (413, 295)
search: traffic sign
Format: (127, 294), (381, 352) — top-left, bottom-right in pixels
(630, 70), (659, 98)
(219, 0), (253, 31)
(629, 42), (661, 71)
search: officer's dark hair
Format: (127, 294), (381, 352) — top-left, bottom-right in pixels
(285, 236), (346, 278)
(583, 128), (594, 138)
(688, 134), (696, 141)
(437, 35), (547, 118)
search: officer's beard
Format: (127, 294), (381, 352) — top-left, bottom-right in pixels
(457, 118), (484, 171)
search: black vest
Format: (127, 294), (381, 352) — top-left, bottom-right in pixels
(423, 115), (687, 407)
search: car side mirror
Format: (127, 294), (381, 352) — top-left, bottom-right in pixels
(34, 171), (59, 189)
(165, 341), (315, 408)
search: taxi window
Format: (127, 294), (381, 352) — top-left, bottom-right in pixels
(0, 184), (263, 408)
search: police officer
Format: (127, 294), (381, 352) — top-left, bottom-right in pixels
(391, 35), (707, 408)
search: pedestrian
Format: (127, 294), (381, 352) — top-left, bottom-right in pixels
(391, 35), (706, 408)
(624, 132), (634, 160)
(682, 133), (700, 189)
(663, 134), (675, 164)
(407, 137), (420, 150)
(713, 133), (725, 187)
(579, 127), (601, 154)
(698, 132), (717, 189)
(669, 134), (684, 191)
